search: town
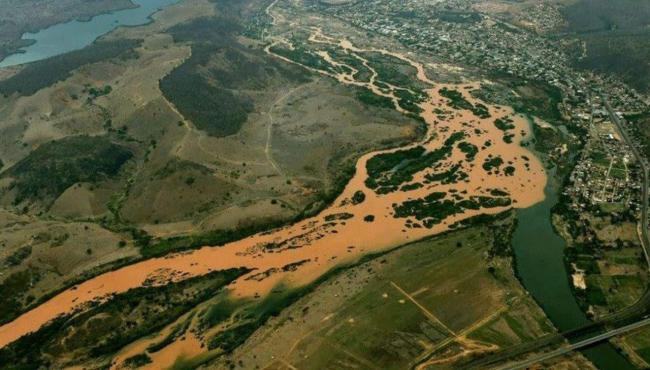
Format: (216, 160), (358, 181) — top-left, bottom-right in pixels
(296, 0), (650, 325)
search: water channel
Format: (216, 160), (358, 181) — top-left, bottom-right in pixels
(513, 173), (635, 369)
(0, 2), (637, 367)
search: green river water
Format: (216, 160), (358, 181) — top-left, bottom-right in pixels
(512, 176), (635, 369)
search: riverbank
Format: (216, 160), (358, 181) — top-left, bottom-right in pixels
(0, 27), (548, 369)
(513, 162), (635, 369)
(0, 0), (179, 68)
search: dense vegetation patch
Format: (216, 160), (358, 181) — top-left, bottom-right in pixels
(0, 39), (140, 96)
(365, 132), (465, 194)
(351, 190), (366, 205)
(0, 269), (39, 326)
(325, 47), (373, 82)
(439, 87), (490, 118)
(324, 212), (354, 222)
(3, 135), (132, 204)
(395, 88), (425, 114)
(355, 88), (395, 110)
(472, 79), (564, 124)
(122, 353), (152, 367)
(161, 70), (254, 137)
(3, 245), (32, 267)
(561, 0), (650, 90)
(572, 32), (650, 93)
(366, 145), (424, 192)
(494, 117), (515, 131)
(458, 141), (478, 161)
(360, 51), (419, 88)
(482, 156), (504, 172)
(393, 192), (511, 228)
(494, 117), (516, 143)
(489, 189), (509, 197)
(270, 44), (340, 74)
(424, 164), (468, 184)
(161, 16), (307, 137)
(400, 182), (423, 191)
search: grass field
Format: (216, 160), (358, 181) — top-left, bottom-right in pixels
(618, 326), (650, 368)
(216, 219), (558, 369)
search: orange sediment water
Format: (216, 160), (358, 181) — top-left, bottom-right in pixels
(0, 31), (547, 368)
(112, 324), (205, 370)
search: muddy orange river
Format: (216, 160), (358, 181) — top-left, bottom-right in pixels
(0, 29), (547, 366)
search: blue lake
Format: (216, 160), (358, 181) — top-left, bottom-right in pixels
(0, 0), (179, 68)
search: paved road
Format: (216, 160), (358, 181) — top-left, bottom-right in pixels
(457, 97), (650, 370)
(498, 317), (650, 370)
(497, 97), (650, 370)
(603, 96), (650, 267)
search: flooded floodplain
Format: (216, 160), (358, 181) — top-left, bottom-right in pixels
(0, 29), (547, 356)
